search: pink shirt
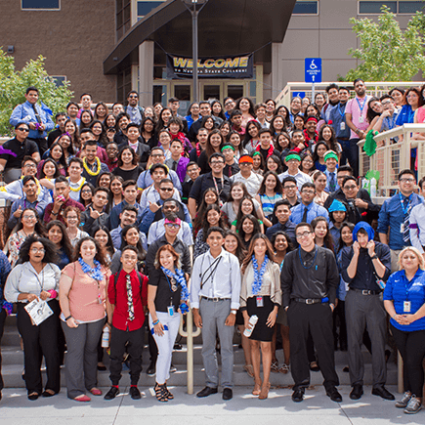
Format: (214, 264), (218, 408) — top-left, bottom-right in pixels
(61, 261), (110, 322)
(416, 106), (425, 123)
(345, 95), (372, 139)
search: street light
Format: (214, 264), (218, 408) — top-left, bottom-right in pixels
(181, 0), (209, 103)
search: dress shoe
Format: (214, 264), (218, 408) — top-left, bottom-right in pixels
(350, 385), (363, 400)
(326, 387), (343, 403)
(222, 388), (233, 400)
(292, 388), (305, 403)
(372, 385), (395, 400)
(196, 386), (218, 398)
(89, 387), (102, 396)
(104, 387), (120, 400)
(147, 362), (156, 377)
(130, 386), (141, 400)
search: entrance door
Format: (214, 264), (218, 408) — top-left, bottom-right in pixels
(225, 83), (244, 101)
(173, 84), (191, 117)
(200, 83), (223, 102)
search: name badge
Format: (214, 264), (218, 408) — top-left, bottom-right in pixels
(256, 296), (264, 308)
(403, 301), (411, 313)
(340, 122), (346, 130)
(400, 223), (405, 233)
(167, 305), (175, 317)
(358, 116), (364, 124)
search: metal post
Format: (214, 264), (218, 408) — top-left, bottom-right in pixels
(192, 3), (198, 103)
(312, 82), (315, 104)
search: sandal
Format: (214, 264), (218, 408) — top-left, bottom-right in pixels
(279, 364), (290, 374)
(271, 361), (279, 373)
(154, 383), (168, 402)
(28, 392), (39, 401)
(252, 380), (262, 396)
(74, 394), (91, 402)
(89, 387), (102, 396)
(164, 383), (174, 400)
(259, 382), (270, 400)
(243, 364), (254, 378)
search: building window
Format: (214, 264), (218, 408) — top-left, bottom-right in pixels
(398, 1), (425, 14)
(116, 0), (131, 41)
(22, 0), (60, 10)
(358, 1), (397, 14)
(117, 68), (132, 104)
(293, 1), (318, 14)
(137, 1), (163, 17)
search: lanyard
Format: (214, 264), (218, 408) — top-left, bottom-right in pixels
(356, 97), (367, 115)
(212, 176), (223, 197)
(337, 103), (345, 118)
(298, 247), (318, 270)
(385, 114), (396, 130)
(200, 256), (222, 289)
(23, 199), (38, 210)
(31, 265), (45, 293)
(399, 193), (412, 215)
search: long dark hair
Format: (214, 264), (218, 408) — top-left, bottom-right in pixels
(257, 171), (282, 196)
(13, 207), (46, 236)
(211, 100), (226, 120)
(271, 230), (294, 254)
(241, 233), (276, 273)
(117, 145), (139, 167)
(200, 204), (226, 242)
(236, 195), (260, 224)
(235, 97), (255, 117)
(17, 235), (59, 265)
(205, 129), (223, 158)
(79, 110), (94, 132)
(311, 216), (334, 252)
(265, 155), (284, 174)
(312, 141), (328, 165)
(39, 158), (61, 179)
(120, 224), (146, 261)
(46, 220), (74, 260)
(275, 105), (292, 129)
(236, 214), (261, 241)
(366, 97), (381, 124)
(338, 221), (355, 253)
(270, 114), (285, 135)
(48, 141), (68, 168)
(226, 130), (244, 155)
(193, 187), (220, 231)
(93, 226), (115, 257)
(224, 229), (246, 264)
(79, 182), (95, 207)
(319, 124), (339, 153)
(243, 120), (261, 149)
(89, 119), (108, 147)
(73, 236), (108, 267)
(64, 119), (79, 152)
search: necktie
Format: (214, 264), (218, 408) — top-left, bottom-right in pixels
(32, 103), (42, 124)
(402, 198), (411, 243)
(126, 274), (135, 321)
(330, 173), (336, 192)
(172, 161), (178, 171)
(301, 205), (308, 223)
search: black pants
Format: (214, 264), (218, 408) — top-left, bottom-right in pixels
(391, 324), (425, 396)
(333, 300), (348, 350)
(17, 300), (60, 394)
(287, 302), (339, 391)
(0, 308), (6, 391)
(109, 326), (144, 386)
(27, 137), (48, 156)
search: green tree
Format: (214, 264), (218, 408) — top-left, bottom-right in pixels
(0, 48), (73, 136)
(344, 6), (425, 82)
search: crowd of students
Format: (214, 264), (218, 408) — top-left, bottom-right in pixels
(0, 82), (425, 414)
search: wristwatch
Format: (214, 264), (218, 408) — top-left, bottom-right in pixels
(230, 310), (237, 315)
(370, 255), (378, 260)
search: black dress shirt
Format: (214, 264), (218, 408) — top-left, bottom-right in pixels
(281, 245), (339, 307)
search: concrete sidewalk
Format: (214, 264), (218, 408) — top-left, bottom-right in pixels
(0, 385), (423, 425)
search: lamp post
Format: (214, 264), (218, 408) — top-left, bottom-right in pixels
(181, 0), (208, 103)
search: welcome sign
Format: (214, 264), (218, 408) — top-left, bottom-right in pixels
(166, 54), (254, 79)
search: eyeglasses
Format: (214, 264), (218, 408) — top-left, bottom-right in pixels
(22, 215), (36, 220)
(16, 128), (30, 132)
(23, 164), (37, 169)
(30, 248), (45, 253)
(165, 223), (180, 229)
(160, 187), (173, 192)
(81, 189), (92, 194)
(151, 154), (164, 158)
(187, 168), (199, 173)
(344, 185), (357, 190)
(296, 231), (311, 239)
(210, 161), (224, 165)
(301, 190), (315, 194)
(399, 178), (415, 183)
(239, 163), (252, 167)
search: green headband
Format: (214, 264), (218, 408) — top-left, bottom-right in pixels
(252, 151), (261, 157)
(285, 153), (301, 162)
(324, 151), (339, 162)
(221, 145), (235, 152)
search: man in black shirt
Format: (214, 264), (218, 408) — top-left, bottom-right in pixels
(281, 223), (341, 403)
(182, 162), (200, 204)
(341, 221), (393, 401)
(47, 112), (66, 148)
(188, 153), (231, 219)
(0, 122), (40, 183)
(266, 200), (297, 245)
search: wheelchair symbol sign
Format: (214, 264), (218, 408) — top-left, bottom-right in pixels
(305, 58), (322, 83)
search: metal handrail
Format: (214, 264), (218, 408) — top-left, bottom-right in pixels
(179, 308), (201, 395)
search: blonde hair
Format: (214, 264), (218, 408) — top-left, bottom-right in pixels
(398, 247), (425, 271)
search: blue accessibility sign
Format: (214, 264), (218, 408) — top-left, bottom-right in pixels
(305, 58), (322, 83)
(292, 92), (306, 99)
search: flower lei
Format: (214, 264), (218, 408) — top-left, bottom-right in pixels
(303, 129), (319, 145)
(251, 254), (269, 296)
(196, 142), (203, 157)
(83, 156), (101, 176)
(161, 266), (190, 313)
(255, 143), (274, 158)
(79, 257), (104, 281)
(68, 177), (86, 192)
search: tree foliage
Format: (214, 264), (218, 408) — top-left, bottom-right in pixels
(345, 6), (425, 82)
(0, 48), (73, 136)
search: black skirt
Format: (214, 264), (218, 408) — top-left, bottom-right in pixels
(246, 295), (275, 342)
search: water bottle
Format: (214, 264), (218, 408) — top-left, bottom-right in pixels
(370, 177), (377, 198)
(243, 315), (258, 337)
(101, 326), (110, 348)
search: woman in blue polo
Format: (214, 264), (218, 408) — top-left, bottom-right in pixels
(383, 247), (425, 415)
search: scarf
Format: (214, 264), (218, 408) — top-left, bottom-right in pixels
(251, 255), (269, 296)
(161, 266), (190, 313)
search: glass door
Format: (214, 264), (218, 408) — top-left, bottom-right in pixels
(173, 84), (192, 117)
(200, 83), (223, 103)
(225, 83), (245, 101)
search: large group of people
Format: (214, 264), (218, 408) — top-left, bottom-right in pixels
(0, 83), (425, 414)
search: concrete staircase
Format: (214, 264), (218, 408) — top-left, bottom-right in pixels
(1, 314), (398, 389)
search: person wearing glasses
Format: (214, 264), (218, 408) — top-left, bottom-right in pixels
(0, 122), (40, 183)
(378, 169), (423, 273)
(5, 236), (61, 400)
(124, 90), (144, 125)
(281, 222), (341, 404)
(230, 155), (263, 198)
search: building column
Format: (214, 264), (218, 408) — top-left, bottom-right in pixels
(139, 41), (154, 107)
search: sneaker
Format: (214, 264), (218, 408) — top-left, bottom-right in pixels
(395, 392), (411, 408)
(169, 364), (177, 373)
(404, 395), (423, 414)
(147, 362), (156, 377)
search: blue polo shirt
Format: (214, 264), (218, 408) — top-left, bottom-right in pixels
(377, 192), (423, 250)
(289, 201), (329, 225)
(383, 269), (425, 332)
